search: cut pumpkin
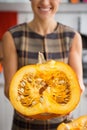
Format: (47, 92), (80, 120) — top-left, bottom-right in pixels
(9, 60), (81, 120)
(57, 115), (87, 130)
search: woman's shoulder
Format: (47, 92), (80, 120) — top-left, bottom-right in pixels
(7, 22), (29, 39)
(8, 22), (27, 33)
(58, 22), (76, 33)
(57, 22), (76, 39)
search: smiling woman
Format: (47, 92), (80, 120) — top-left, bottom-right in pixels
(2, 0), (85, 130)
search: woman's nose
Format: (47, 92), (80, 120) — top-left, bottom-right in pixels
(40, 0), (50, 6)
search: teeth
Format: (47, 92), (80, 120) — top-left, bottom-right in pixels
(40, 8), (50, 12)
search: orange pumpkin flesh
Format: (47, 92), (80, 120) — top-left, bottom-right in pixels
(9, 60), (81, 120)
(57, 115), (87, 130)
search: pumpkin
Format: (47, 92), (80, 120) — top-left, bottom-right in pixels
(9, 60), (81, 120)
(57, 115), (87, 130)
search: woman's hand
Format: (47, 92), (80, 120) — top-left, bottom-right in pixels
(79, 81), (85, 94)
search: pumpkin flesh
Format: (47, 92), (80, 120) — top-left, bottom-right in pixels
(9, 60), (81, 120)
(57, 115), (87, 130)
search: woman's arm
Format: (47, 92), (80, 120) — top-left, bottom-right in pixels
(2, 31), (18, 99)
(2, 32), (34, 120)
(68, 32), (85, 93)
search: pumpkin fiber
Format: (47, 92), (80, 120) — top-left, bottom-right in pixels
(9, 60), (81, 120)
(57, 115), (87, 130)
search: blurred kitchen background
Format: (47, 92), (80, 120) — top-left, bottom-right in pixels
(0, 0), (87, 130)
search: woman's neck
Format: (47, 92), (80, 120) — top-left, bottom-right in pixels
(28, 19), (57, 36)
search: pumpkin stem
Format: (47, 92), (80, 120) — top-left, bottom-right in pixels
(38, 52), (46, 64)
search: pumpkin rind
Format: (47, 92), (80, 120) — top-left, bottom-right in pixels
(57, 115), (87, 130)
(9, 60), (81, 120)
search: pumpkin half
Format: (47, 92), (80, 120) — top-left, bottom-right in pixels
(9, 60), (81, 120)
(57, 115), (87, 130)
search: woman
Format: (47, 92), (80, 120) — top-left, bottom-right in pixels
(2, 0), (85, 130)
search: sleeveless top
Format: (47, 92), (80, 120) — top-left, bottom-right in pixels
(9, 22), (75, 130)
(9, 22), (75, 67)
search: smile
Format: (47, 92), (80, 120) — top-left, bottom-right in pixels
(39, 7), (52, 12)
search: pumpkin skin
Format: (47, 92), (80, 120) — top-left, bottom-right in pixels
(9, 60), (81, 120)
(57, 115), (87, 130)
